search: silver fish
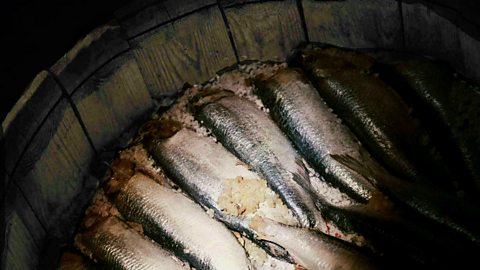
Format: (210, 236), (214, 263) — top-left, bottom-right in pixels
(255, 68), (379, 203)
(298, 48), (454, 188)
(75, 216), (187, 270)
(250, 217), (379, 270)
(192, 91), (325, 230)
(114, 173), (251, 270)
(148, 127), (295, 260)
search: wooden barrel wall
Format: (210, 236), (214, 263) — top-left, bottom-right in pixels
(1, 0), (479, 268)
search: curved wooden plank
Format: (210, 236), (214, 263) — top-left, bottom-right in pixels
(402, 1), (464, 72)
(116, 0), (169, 38)
(303, 0), (402, 49)
(1, 184), (46, 270)
(11, 99), (96, 241)
(162, 0), (216, 18)
(72, 51), (154, 152)
(50, 21), (129, 94)
(132, 5), (236, 99)
(225, 0), (304, 61)
(116, 0), (217, 39)
(220, 0), (283, 8)
(1, 71), (63, 176)
(459, 27), (480, 82)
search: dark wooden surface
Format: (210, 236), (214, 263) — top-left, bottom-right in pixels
(116, 1), (170, 38)
(220, 0), (284, 8)
(303, 0), (403, 49)
(225, 0), (304, 61)
(2, 71), (63, 176)
(402, 1), (464, 72)
(11, 99), (96, 238)
(131, 5), (236, 99)
(72, 51), (154, 152)
(2, 184), (46, 270)
(458, 25), (480, 82)
(50, 21), (130, 94)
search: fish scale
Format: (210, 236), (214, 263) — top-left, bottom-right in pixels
(193, 93), (325, 230)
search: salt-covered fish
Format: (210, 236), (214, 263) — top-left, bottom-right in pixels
(75, 216), (187, 270)
(192, 92), (324, 230)
(113, 173), (251, 270)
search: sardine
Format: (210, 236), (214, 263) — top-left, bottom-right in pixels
(75, 216), (187, 270)
(192, 91), (324, 230)
(298, 48), (453, 187)
(254, 68), (380, 204)
(114, 173), (251, 270)
(147, 127), (296, 261)
(388, 59), (480, 196)
(249, 217), (379, 270)
(332, 154), (480, 255)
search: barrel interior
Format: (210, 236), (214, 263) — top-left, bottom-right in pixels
(2, 0), (480, 268)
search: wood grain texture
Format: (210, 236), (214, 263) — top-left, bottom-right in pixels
(132, 5), (236, 99)
(1, 71), (63, 176)
(458, 27), (480, 82)
(12, 99), (96, 236)
(72, 51), (154, 151)
(225, 0), (304, 61)
(1, 184), (46, 270)
(162, 0), (216, 18)
(403, 2), (464, 72)
(220, 0), (283, 8)
(50, 21), (129, 94)
(116, 1), (169, 38)
(117, 0), (217, 39)
(303, 0), (403, 49)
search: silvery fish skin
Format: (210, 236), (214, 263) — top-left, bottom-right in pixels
(115, 173), (251, 270)
(390, 59), (480, 195)
(75, 216), (186, 270)
(299, 48), (452, 187)
(250, 217), (379, 270)
(255, 68), (380, 203)
(148, 128), (295, 261)
(193, 92), (324, 230)
(333, 154), (480, 250)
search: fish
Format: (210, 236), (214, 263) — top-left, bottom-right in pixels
(387, 59), (480, 197)
(75, 216), (187, 270)
(332, 154), (480, 258)
(147, 127), (296, 261)
(113, 173), (251, 270)
(249, 217), (379, 270)
(191, 91), (325, 231)
(298, 47), (454, 188)
(254, 67), (381, 204)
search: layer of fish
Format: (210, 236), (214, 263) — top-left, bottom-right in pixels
(333, 154), (480, 250)
(388, 59), (480, 195)
(114, 173), (251, 270)
(192, 91), (324, 230)
(254, 67), (380, 203)
(147, 127), (296, 261)
(75, 216), (186, 270)
(298, 48), (453, 187)
(249, 217), (379, 270)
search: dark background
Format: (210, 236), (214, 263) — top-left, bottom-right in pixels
(0, 0), (131, 122)
(0, 0), (478, 122)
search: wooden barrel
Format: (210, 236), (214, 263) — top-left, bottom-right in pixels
(1, 0), (479, 268)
